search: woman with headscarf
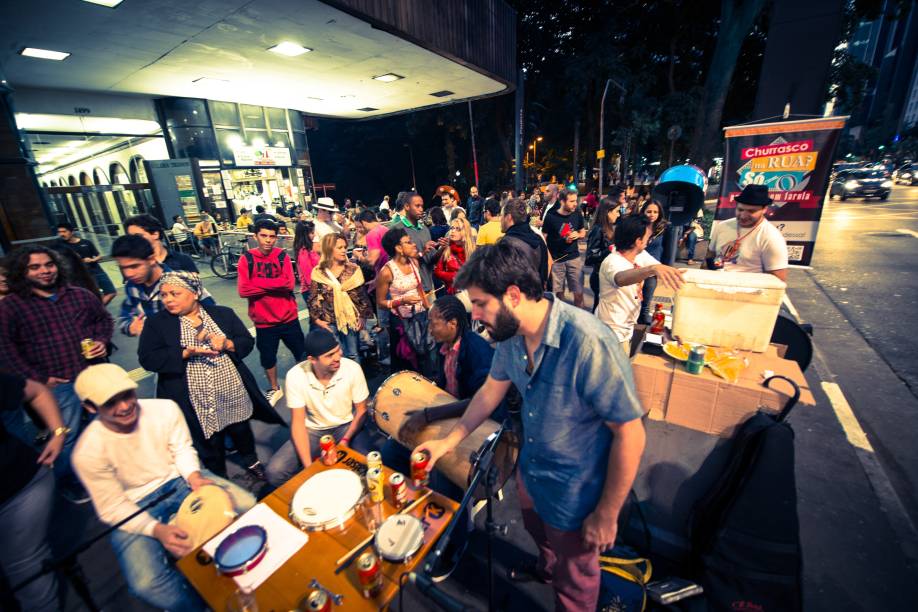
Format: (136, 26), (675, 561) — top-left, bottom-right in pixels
(308, 233), (374, 363)
(138, 271), (284, 479)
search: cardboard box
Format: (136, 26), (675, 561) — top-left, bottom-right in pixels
(632, 344), (815, 437)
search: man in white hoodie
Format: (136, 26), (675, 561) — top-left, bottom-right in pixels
(72, 364), (254, 611)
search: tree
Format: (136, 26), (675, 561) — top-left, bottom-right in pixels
(687, 0), (770, 171)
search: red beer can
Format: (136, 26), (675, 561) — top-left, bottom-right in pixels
(388, 472), (407, 507)
(410, 450), (430, 487)
(319, 435), (337, 466)
(356, 551), (383, 598)
(305, 588), (330, 611)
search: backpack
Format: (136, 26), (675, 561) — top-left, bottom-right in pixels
(598, 547), (653, 612)
(689, 377), (804, 612)
(244, 249), (288, 278)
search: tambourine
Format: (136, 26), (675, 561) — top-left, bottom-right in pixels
(214, 525), (268, 576)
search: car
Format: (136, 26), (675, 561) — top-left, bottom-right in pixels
(829, 169), (892, 200)
(894, 163), (918, 185)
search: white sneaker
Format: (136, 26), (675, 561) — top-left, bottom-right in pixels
(264, 388), (283, 406)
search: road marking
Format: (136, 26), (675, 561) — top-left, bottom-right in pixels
(781, 294), (801, 320)
(785, 291), (918, 565)
(896, 228), (918, 239)
(127, 308), (311, 383)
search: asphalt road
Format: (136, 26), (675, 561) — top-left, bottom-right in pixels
(810, 185), (918, 394)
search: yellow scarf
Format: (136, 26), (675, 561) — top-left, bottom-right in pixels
(312, 264), (365, 332)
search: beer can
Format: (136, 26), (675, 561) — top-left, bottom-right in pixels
(366, 467), (384, 504)
(410, 450), (430, 487)
(366, 450), (382, 471)
(319, 435), (337, 466)
(80, 338), (94, 359)
(356, 551), (383, 598)
(388, 472), (407, 507)
(304, 588), (330, 611)
(685, 345), (706, 375)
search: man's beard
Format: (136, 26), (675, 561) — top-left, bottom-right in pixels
(29, 274), (61, 291)
(485, 302), (521, 342)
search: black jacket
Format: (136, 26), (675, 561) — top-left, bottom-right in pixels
(137, 303), (285, 448)
(503, 222), (550, 289)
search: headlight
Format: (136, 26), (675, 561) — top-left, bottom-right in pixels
(844, 180), (859, 190)
(882, 180), (893, 187)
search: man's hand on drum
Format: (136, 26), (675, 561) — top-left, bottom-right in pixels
(153, 523), (194, 557)
(187, 471), (214, 491)
(413, 438), (454, 474)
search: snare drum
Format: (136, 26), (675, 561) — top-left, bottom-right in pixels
(374, 514), (425, 563)
(289, 469), (363, 531)
(371, 371), (518, 498)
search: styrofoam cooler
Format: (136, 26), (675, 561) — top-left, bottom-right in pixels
(671, 269), (786, 352)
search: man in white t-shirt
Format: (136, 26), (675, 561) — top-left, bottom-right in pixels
(265, 328), (371, 486)
(71, 364), (254, 612)
(597, 215), (684, 355)
(707, 184), (789, 282)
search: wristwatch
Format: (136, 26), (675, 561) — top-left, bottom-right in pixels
(53, 426), (71, 438)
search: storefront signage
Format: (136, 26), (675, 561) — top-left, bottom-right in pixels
(715, 116), (847, 266)
(233, 146), (292, 167)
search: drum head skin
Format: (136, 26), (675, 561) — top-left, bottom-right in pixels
(214, 525), (268, 575)
(375, 515), (425, 562)
(290, 469), (363, 530)
(172, 485), (236, 549)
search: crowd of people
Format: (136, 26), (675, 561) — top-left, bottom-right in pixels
(0, 178), (789, 611)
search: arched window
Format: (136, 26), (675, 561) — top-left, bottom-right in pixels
(110, 162), (130, 184)
(129, 155), (148, 183)
(79, 171), (93, 186)
(68, 175), (77, 186)
(93, 167), (110, 185)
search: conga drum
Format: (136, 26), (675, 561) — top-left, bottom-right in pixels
(371, 371), (518, 499)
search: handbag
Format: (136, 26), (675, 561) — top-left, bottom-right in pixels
(598, 546), (653, 612)
(402, 263), (435, 354)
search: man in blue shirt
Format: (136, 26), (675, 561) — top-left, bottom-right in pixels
(416, 240), (646, 611)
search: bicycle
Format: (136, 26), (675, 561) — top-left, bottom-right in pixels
(210, 237), (248, 279)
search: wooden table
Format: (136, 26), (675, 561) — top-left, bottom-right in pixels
(177, 447), (458, 611)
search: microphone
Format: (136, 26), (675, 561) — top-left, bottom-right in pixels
(408, 572), (472, 612)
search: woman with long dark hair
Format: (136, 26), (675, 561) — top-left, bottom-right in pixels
(639, 199), (669, 324)
(586, 197), (621, 313)
(427, 206), (450, 242)
(294, 221), (320, 307)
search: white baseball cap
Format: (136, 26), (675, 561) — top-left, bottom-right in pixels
(75, 364), (138, 406)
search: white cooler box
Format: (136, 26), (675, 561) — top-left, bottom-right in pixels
(671, 269), (786, 352)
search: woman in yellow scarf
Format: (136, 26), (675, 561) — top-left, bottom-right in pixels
(308, 233), (374, 363)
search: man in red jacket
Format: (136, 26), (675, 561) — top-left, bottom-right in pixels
(237, 219), (305, 405)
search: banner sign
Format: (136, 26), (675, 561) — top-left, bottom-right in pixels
(233, 146), (292, 167)
(716, 116), (847, 266)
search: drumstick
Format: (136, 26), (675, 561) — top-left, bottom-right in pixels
(334, 489), (433, 569)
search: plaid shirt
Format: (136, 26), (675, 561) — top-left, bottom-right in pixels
(118, 264), (214, 335)
(0, 285), (114, 383)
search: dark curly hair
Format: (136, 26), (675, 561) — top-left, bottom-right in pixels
(454, 240), (543, 300)
(5, 245), (69, 298)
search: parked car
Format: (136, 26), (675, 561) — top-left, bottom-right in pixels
(893, 163), (918, 185)
(829, 169), (892, 200)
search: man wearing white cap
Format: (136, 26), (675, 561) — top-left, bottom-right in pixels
(71, 364), (254, 611)
(314, 197), (343, 248)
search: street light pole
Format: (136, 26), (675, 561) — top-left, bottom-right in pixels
(599, 78), (626, 195)
(403, 143), (417, 192)
(532, 136), (543, 187)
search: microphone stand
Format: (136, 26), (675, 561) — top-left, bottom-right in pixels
(12, 483), (179, 612)
(418, 418), (511, 612)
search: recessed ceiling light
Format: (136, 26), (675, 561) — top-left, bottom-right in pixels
(268, 42), (312, 57)
(81, 0), (125, 7)
(373, 73), (404, 82)
(20, 47), (70, 61)
(357, 107), (379, 112)
(429, 90), (454, 98)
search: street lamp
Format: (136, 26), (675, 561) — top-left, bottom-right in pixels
(599, 79), (625, 195)
(531, 137), (543, 187)
(403, 143), (417, 192)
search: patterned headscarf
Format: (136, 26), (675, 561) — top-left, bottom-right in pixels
(159, 270), (204, 299)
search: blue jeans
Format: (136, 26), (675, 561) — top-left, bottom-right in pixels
(0, 468), (59, 612)
(331, 324), (360, 364)
(265, 421), (372, 487)
(684, 232), (698, 260)
(53, 382), (84, 483)
(109, 472), (255, 611)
